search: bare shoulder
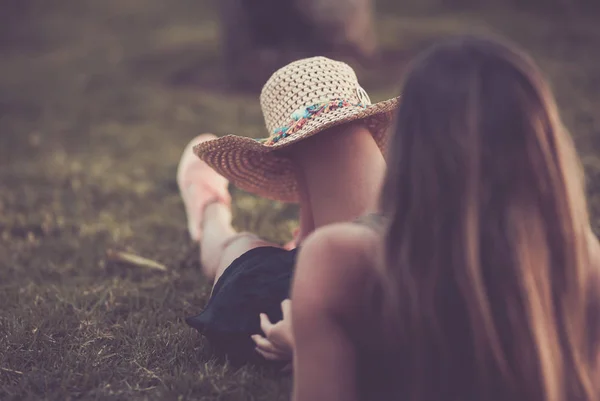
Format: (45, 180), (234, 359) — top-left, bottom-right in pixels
(292, 222), (380, 313)
(300, 221), (379, 277)
(307, 221), (377, 255)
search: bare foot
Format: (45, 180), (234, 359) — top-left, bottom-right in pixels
(176, 133), (231, 242)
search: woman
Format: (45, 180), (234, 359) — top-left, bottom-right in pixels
(177, 56), (397, 365)
(258, 36), (600, 400)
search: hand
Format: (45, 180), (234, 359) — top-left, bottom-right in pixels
(251, 299), (294, 363)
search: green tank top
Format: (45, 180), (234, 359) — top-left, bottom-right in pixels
(353, 213), (387, 232)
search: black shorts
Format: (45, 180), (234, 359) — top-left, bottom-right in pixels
(186, 246), (298, 366)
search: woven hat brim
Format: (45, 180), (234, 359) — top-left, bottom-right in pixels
(194, 97), (399, 203)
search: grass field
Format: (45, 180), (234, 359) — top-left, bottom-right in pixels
(1, 1), (599, 400)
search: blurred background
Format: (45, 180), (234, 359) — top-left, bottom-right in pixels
(1, 0), (599, 400)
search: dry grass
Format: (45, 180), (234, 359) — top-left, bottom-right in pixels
(1, 1), (599, 400)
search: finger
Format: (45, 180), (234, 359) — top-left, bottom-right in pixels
(255, 347), (288, 361)
(256, 348), (281, 361)
(251, 335), (283, 355)
(260, 313), (273, 335)
(281, 299), (292, 320)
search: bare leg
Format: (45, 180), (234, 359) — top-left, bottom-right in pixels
(178, 134), (284, 289)
(198, 202), (280, 287)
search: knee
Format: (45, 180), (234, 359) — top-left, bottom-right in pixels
(199, 232), (257, 273)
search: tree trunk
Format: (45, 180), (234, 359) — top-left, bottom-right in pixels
(218, 0), (377, 91)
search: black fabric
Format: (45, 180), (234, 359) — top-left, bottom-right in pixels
(186, 246), (298, 366)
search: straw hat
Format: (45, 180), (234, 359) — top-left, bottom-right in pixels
(194, 56), (399, 203)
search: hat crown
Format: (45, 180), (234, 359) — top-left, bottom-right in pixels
(259, 57), (371, 135)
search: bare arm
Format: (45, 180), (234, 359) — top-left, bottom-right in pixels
(291, 301), (358, 401)
(290, 226), (369, 401)
(297, 198), (315, 245)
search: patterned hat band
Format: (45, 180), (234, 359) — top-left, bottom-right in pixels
(260, 98), (369, 146)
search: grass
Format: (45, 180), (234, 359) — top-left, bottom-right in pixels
(1, 0), (599, 400)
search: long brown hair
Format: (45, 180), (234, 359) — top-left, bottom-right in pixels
(379, 36), (600, 401)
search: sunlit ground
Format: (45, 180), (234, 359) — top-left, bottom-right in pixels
(1, 0), (599, 399)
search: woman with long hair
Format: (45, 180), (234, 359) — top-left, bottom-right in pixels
(256, 35), (600, 400)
